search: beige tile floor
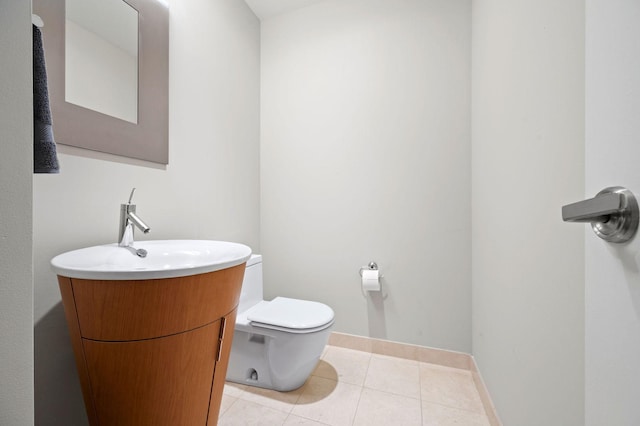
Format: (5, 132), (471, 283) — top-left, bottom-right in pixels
(218, 345), (490, 426)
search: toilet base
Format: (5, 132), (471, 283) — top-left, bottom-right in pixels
(226, 325), (332, 392)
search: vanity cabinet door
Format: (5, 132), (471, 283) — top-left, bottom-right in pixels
(207, 308), (238, 425)
(82, 320), (221, 426)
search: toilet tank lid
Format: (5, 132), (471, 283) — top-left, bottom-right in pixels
(247, 297), (334, 330)
(246, 254), (262, 267)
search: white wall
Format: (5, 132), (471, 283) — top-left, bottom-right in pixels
(471, 0), (585, 424)
(261, 0), (471, 351)
(585, 0), (640, 423)
(0, 2), (34, 425)
(32, 0), (261, 423)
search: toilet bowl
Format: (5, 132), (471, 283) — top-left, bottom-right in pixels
(226, 254), (334, 391)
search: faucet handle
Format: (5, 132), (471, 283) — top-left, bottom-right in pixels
(127, 187), (137, 204)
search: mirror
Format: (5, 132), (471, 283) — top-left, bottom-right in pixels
(65, 0), (139, 124)
(33, 0), (169, 164)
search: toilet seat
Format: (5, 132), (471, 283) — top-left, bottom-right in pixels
(246, 297), (334, 334)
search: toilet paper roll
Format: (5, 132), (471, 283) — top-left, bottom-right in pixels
(362, 269), (381, 292)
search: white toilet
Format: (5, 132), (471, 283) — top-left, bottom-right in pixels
(226, 254), (334, 391)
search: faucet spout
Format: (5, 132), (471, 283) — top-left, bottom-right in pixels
(127, 211), (150, 234)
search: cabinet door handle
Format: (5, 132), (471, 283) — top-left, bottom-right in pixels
(216, 317), (227, 362)
(219, 317), (227, 338)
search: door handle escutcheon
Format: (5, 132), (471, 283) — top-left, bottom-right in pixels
(562, 186), (639, 243)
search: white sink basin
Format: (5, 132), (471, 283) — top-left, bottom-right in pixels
(51, 240), (252, 280)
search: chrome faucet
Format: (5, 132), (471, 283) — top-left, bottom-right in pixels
(119, 188), (150, 248)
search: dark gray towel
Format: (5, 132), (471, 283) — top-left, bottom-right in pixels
(33, 24), (60, 174)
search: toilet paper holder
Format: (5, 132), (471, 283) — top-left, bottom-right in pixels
(358, 261), (386, 298)
(359, 261), (381, 277)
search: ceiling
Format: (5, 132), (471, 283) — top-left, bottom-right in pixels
(243, 0), (326, 20)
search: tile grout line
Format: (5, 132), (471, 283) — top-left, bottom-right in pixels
(218, 394), (238, 421)
(418, 361), (424, 426)
(350, 352), (372, 426)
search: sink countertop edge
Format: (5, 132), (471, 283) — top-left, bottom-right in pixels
(51, 240), (252, 281)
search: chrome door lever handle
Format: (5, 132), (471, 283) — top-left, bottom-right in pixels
(562, 192), (623, 222)
(562, 186), (639, 243)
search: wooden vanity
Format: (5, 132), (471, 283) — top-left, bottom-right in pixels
(57, 263), (245, 425)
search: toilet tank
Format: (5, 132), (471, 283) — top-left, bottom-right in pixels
(238, 254), (263, 314)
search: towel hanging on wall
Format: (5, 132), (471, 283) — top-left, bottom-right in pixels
(33, 24), (60, 174)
